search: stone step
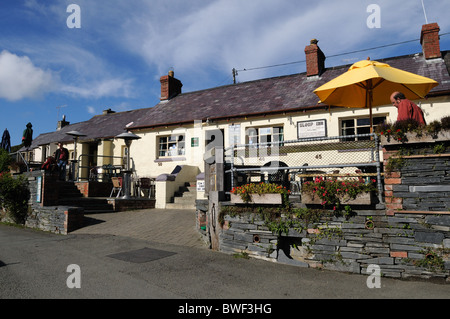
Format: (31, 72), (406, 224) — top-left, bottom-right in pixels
(174, 186), (196, 196)
(174, 192), (197, 199)
(165, 202), (196, 210)
(57, 183), (84, 197)
(173, 196), (196, 204)
(58, 197), (114, 214)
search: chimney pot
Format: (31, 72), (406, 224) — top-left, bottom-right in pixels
(57, 116), (70, 130)
(102, 108), (115, 115)
(420, 22), (441, 59)
(160, 70), (183, 101)
(305, 39), (326, 77)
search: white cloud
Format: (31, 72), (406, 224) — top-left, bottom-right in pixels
(61, 78), (134, 99)
(119, 1), (377, 85)
(116, 0), (450, 88)
(0, 50), (56, 101)
(87, 106), (96, 114)
(4, 0), (450, 102)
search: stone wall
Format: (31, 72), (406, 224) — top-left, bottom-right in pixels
(384, 154), (450, 213)
(23, 171), (84, 234)
(25, 206), (84, 235)
(219, 209), (278, 262)
(217, 206), (449, 281)
(195, 199), (210, 247)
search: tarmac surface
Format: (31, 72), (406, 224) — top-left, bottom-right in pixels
(2, 208), (449, 300)
(72, 208), (208, 249)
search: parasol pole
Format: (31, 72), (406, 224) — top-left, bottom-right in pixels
(366, 79), (374, 133)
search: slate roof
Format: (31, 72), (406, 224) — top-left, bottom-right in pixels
(23, 50), (450, 152)
(21, 108), (149, 151)
(128, 51), (450, 130)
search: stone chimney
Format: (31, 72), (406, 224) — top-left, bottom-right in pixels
(305, 39), (326, 77)
(160, 70), (183, 101)
(57, 115), (70, 130)
(420, 22), (441, 60)
(102, 108), (116, 115)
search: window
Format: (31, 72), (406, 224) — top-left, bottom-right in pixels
(228, 124), (241, 146)
(340, 116), (386, 141)
(246, 126), (284, 146)
(158, 134), (185, 157)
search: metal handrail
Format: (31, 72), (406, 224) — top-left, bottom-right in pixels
(9, 151), (30, 172)
(75, 154), (135, 181)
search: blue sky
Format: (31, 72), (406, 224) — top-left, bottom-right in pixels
(1, 0), (450, 146)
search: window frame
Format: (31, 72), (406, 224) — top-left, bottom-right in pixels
(157, 134), (186, 158)
(245, 125), (284, 147)
(340, 115), (387, 141)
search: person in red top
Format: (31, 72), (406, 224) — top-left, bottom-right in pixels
(390, 91), (426, 125)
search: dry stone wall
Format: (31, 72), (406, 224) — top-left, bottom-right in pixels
(217, 206), (449, 281)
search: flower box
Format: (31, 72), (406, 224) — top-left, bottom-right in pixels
(380, 130), (450, 145)
(230, 193), (283, 205)
(301, 191), (372, 205)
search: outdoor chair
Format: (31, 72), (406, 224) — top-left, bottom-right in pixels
(138, 177), (154, 198)
(109, 177), (123, 198)
(261, 161), (290, 189)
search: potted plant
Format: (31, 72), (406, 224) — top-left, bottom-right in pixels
(230, 182), (290, 206)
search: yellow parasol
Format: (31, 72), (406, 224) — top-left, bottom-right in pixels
(313, 58), (439, 131)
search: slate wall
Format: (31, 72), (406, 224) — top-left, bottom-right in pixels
(218, 207), (449, 281)
(385, 156), (450, 213)
(24, 171), (84, 234)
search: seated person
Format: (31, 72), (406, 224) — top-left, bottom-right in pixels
(41, 153), (56, 171)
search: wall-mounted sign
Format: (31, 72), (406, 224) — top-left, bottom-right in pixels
(191, 137), (199, 147)
(36, 176), (42, 203)
(297, 119), (327, 139)
(197, 180), (205, 192)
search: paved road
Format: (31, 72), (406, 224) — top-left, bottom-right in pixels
(1, 209), (449, 303)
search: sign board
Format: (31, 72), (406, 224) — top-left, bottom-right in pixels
(191, 137), (199, 147)
(297, 119), (327, 139)
(197, 180), (205, 192)
(36, 176), (42, 203)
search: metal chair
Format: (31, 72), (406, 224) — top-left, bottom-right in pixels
(138, 177), (154, 198)
(109, 177), (123, 198)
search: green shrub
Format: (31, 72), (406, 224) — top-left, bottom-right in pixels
(0, 172), (30, 224)
(0, 149), (12, 173)
(440, 115), (450, 130)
